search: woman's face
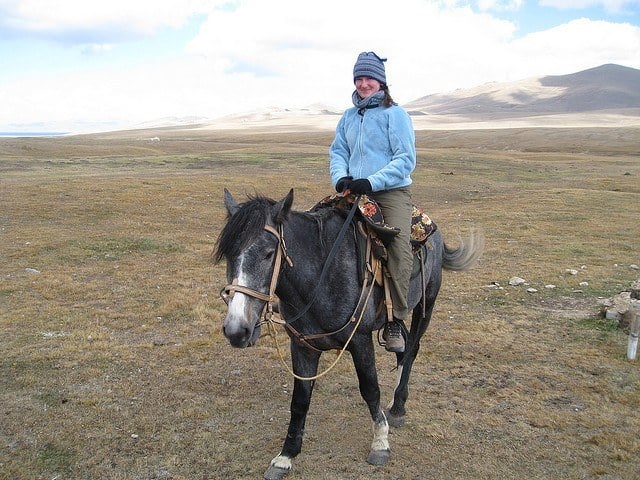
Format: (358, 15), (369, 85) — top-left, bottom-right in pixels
(355, 77), (381, 98)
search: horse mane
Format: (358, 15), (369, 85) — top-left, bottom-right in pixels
(309, 204), (345, 253)
(214, 194), (349, 263)
(214, 193), (278, 263)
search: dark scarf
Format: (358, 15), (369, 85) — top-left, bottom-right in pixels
(352, 90), (385, 114)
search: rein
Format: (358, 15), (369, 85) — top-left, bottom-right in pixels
(270, 259), (378, 381)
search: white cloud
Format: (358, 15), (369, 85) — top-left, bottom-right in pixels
(0, 56), (235, 131)
(0, 0), (639, 132)
(477, 0), (524, 12)
(511, 18), (640, 77)
(0, 0), (213, 39)
(80, 43), (114, 55)
(186, 0), (519, 104)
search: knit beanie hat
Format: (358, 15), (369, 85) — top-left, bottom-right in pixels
(353, 51), (387, 84)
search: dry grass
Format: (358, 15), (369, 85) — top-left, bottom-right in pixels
(1, 126), (639, 480)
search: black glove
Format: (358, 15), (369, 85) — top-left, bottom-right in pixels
(349, 178), (372, 195)
(335, 176), (352, 193)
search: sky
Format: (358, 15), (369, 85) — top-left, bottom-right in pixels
(0, 0), (639, 133)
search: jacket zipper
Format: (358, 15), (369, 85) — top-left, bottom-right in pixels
(356, 109), (365, 179)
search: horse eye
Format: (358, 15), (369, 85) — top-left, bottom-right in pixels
(264, 250), (274, 261)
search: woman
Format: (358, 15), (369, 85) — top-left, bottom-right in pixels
(330, 51), (416, 353)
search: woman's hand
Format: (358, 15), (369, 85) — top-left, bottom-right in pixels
(349, 179), (372, 195)
(336, 176), (353, 193)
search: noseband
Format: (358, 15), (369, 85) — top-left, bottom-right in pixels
(220, 224), (292, 325)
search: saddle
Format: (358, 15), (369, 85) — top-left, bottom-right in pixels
(310, 193), (438, 322)
(311, 192), (437, 255)
(310, 192), (437, 281)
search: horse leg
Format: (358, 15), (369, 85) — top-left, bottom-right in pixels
(264, 344), (320, 480)
(349, 337), (391, 466)
(386, 300), (435, 428)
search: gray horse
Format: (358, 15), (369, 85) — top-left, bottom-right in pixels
(214, 189), (483, 480)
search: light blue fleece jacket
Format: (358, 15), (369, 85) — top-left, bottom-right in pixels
(329, 104), (416, 192)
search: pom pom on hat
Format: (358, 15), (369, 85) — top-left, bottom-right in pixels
(353, 51), (387, 84)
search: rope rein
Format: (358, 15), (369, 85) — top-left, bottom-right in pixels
(268, 259), (379, 381)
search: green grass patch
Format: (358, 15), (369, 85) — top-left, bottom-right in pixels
(577, 316), (620, 333)
(0, 288), (15, 299)
(36, 443), (75, 476)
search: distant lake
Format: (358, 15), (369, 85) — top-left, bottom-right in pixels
(0, 132), (70, 137)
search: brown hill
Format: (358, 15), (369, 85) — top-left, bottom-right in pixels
(404, 64), (640, 119)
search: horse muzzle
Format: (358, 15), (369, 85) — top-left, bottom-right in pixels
(222, 314), (262, 348)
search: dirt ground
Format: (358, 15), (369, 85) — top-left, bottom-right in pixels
(1, 125), (639, 479)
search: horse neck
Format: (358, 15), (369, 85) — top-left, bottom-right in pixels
(277, 210), (359, 303)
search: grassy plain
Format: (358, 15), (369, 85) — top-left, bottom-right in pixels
(1, 125), (639, 479)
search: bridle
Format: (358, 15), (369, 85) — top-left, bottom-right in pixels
(218, 196), (380, 381)
(219, 224), (291, 327)
(220, 196), (361, 326)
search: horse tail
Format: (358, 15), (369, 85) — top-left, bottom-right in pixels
(442, 229), (484, 271)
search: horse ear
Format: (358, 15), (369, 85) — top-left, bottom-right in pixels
(273, 189), (294, 225)
(223, 188), (240, 216)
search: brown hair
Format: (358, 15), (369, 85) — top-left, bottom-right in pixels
(381, 85), (396, 107)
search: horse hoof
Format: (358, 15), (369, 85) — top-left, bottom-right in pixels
(264, 465), (290, 480)
(384, 410), (405, 428)
(367, 449), (391, 466)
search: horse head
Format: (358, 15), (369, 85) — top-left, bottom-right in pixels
(215, 189), (293, 348)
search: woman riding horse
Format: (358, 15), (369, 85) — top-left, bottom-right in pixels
(330, 51), (416, 353)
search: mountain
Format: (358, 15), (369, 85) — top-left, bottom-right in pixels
(174, 65), (640, 132)
(135, 116), (212, 129)
(404, 64), (640, 119)
(197, 105), (342, 131)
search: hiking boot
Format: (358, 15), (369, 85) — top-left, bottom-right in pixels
(383, 321), (405, 353)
